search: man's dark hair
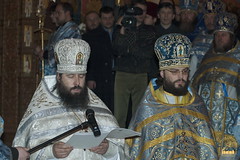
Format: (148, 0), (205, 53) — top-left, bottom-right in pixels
(158, 2), (176, 14)
(47, 2), (57, 14)
(99, 6), (114, 17)
(58, 2), (74, 18)
(85, 11), (99, 18)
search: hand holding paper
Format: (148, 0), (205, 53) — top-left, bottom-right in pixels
(89, 139), (109, 155)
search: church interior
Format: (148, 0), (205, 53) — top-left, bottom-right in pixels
(0, 0), (240, 147)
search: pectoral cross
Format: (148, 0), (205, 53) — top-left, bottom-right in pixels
(210, 66), (219, 80)
(216, 90), (223, 99)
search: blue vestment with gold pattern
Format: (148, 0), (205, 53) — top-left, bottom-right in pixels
(192, 41), (240, 158)
(127, 78), (218, 160)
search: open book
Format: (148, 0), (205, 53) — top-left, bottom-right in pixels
(66, 128), (141, 149)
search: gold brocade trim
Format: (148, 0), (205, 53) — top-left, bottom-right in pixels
(150, 83), (195, 106)
(172, 154), (197, 160)
(214, 131), (238, 155)
(200, 56), (240, 67)
(200, 41), (239, 67)
(135, 129), (215, 160)
(193, 68), (240, 85)
(135, 108), (209, 132)
(227, 96), (240, 102)
(160, 87), (192, 105)
(125, 138), (133, 147)
(209, 81), (215, 121)
(217, 79), (238, 88)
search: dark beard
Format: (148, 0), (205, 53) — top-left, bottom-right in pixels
(179, 18), (197, 33)
(163, 78), (189, 96)
(55, 81), (89, 109)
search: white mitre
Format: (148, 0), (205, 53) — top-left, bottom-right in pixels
(54, 38), (91, 74)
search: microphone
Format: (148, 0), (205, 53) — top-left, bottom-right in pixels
(86, 109), (101, 137)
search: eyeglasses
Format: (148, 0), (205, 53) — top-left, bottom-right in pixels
(165, 68), (190, 75)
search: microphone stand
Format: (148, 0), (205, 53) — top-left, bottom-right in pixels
(28, 121), (89, 154)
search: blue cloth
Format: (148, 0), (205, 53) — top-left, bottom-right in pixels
(128, 78), (218, 159)
(44, 21), (81, 75)
(0, 116), (12, 160)
(186, 13), (206, 42)
(0, 140), (12, 160)
(189, 30), (213, 79)
(192, 41), (240, 158)
(233, 115), (240, 159)
(0, 116), (3, 136)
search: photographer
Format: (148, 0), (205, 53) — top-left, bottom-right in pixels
(113, 1), (156, 128)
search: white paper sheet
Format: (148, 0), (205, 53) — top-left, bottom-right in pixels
(66, 128), (141, 149)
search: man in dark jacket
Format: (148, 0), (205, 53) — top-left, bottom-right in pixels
(83, 6), (115, 113)
(113, 1), (156, 128)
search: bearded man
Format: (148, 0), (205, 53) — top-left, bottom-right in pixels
(189, 0), (226, 79)
(13, 39), (125, 160)
(178, 0), (199, 42)
(127, 33), (218, 160)
(192, 12), (240, 159)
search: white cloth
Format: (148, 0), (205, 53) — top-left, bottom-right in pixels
(13, 75), (125, 160)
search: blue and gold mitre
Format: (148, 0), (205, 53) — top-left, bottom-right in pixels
(154, 33), (192, 70)
(179, 0), (199, 11)
(202, 0), (225, 15)
(214, 12), (238, 34)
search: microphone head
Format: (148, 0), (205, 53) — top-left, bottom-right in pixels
(86, 109), (94, 117)
(86, 109), (101, 136)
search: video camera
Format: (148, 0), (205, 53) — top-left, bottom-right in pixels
(121, 7), (143, 30)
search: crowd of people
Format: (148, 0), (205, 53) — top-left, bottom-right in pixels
(1, 0), (240, 159)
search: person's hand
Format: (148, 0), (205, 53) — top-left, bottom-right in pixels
(87, 81), (96, 89)
(89, 139), (109, 155)
(120, 26), (125, 35)
(116, 16), (123, 25)
(16, 147), (30, 160)
(33, 45), (44, 60)
(52, 142), (73, 158)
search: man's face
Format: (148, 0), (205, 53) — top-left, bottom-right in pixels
(100, 12), (115, 29)
(144, 14), (156, 25)
(85, 13), (100, 31)
(214, 31), (233, 53)
(56, 73), (89, 109)
(180, 10), (196, 23)
(55, 4), (68, 25)
(134, 4), (147, 25)
(204, 13), (216, 31)
(158, 7), (175, 26)
(160, 67), (189, 96)
(50, 11), (58, 26)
